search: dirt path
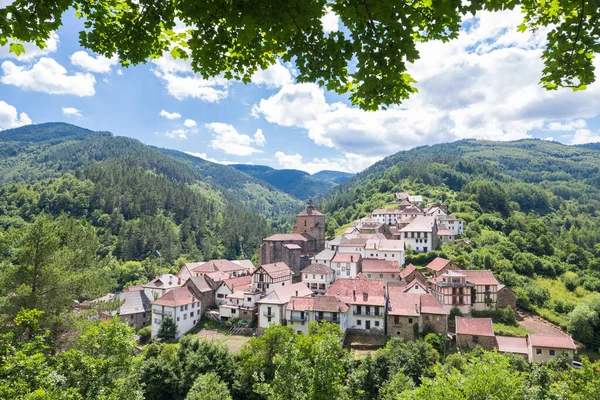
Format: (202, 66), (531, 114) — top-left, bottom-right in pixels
(517, 310), (568, 337)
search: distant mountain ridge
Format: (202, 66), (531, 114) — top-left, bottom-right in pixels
(230, 164), (353, 201)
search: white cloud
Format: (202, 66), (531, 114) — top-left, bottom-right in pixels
(185, 151), (238, 165)
(70, 51), (118, 73)
(205, 122), (265, 156)
(0, 32), (59, 61)
(1, 1), (15, 8)
(1, 57), (96, 96)
(0, 100), (31, 130)
(164, 128), (188, 140)
(151, 52), (229, 102)
(547, 119), (587, 131)
(116, 69), (123, 76)
(159, 109), (181, 120)
(253, 8), (600, 162)
(183, 119), (197, 128)
(61, 107), (81, 117)
(274, 151), (376, 174)
(570, 129), (600, 145)
(251, 60), (293, 88)
(321, 7), (340, 33)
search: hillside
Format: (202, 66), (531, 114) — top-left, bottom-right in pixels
(321, 139), (600, 350)
(230, 164), (352, 200)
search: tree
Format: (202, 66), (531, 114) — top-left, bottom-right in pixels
(1, 1), (597, 110)
(157, 316), (177, 342)
(186, 372), (232, 400)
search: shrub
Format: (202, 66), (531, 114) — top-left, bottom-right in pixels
(138, 326), (152, 344)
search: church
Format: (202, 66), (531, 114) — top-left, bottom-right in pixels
(259, 200), (326, 278)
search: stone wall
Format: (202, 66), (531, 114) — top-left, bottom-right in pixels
(422, 313), (447, 335)
(457, 334), (496, 351)
(497, 287), (517, 310)
(387, 315), (418, 340)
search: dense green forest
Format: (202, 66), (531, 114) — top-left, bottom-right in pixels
(320, 139), (600, 351)
(230, 164), (353, 200)
(3, 316), (599, 400)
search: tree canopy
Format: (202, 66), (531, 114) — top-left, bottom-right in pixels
(1, 0), (598, 110)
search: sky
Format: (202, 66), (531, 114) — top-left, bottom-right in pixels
(1, 5), (600, 174)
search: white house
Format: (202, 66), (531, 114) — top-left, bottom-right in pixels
(399, 215), (438, 252)
(371, 208), (401, 225)
(257, 282), (312, 331)
(312, 249), (336, 267)
(151, 285), (201, 339)
(424, 205), (447, 218)
(178, 259), (254, 281)
(286, 296), (350, 335)
(301, 263), (335, 294)
(143, 274), (183, 301)
(365, 238), (405, 265)
(337, 237), (368, 258)
(398, 205), (424, 222)
(331, 253), (363, 279)
(252, 262), (293, 292)
(439, 216), (464, 235)
(327, 277), (387, 334)
(214, 275), (252, 306)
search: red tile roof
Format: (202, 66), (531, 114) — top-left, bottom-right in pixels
(528, 334), (576, 349)
(437, 224), (454, 236)
(362, 259), (400, 274)
(332, 253), (362, 263)
(455, 317), (494, 337)
(258, 282), (313, 305)
(222, 275), (252, 292)
(426, 257), (452, 272)
(399, 264), (417, 279)
(286, 296), (349, 312)
(461, 270), (499, 286)
(496, 336), (528, 354)
(402, 279), (429, 293)
(123, 285), (144, 292)
(420, 293), (447, 314)
(152, 286), (198, 307)
(388, 289), (421, 316)
(264, 233), (308, 241)
(327, 278), (387, 306)
(255, 262), (293, 279)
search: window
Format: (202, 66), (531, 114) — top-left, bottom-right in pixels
(380, 274), (383, 278)
(267, 317), (271, 323)
(190, 312), (194, 317)
(177, 317), (180, 321)
(408, 318), (413, 324)
(297, 331), (302, 334)
(313, 274), (316, 279)
(396, 331), (401, 335)
(367, 274), (371, 278)
(394, 316), (399, 324)
(357, 319), (362, 325)
(392, 254), (395, 257)
(217, 294), (225, 298)
(472, 336), (479, 344)
(143, 313), (146, 318)
(375, 321), (380, 327)
(346, 269), (350, 276)
(320, 275), (324, 279)
(130, 315), (134, 320)
(183, 314), (187, 320)
(180, 306), (184, 311)
(185, 305), (188, 311)
(337, 270), (340, 275)
(305, 274), (308, 279)
(536, 348), (543, 355)
(247, 297), (252, 302)
(549, 349), (556, 356)
(231, 309), (236, 314)
(391, 274), (395, 278)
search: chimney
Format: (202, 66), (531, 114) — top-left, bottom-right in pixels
(295, 291), (298, 296)
(415, 303), (419, 313)
(363, 292), (368, 301)
(178, 277), (181, 285)
(352, 289), (356, 301)
(351, 255), (354, 262)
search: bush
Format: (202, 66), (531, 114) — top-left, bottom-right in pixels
(562, 271), (579, 291)
(138, 326), (152, 344)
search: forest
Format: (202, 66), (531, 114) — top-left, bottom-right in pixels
(320, 139), (600, 352)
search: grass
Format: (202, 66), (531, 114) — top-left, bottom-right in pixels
(533, 277), (594, 330)
(335, 221), (355, 236)
(493, 322), (531, 337)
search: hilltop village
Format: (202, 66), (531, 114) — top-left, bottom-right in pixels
(92, 194), (576, 363)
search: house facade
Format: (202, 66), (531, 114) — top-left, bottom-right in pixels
(362, 259), (400, 281)
(399, 216), (438, 252)
(252, 262), (293, 292)
(527, 334), (576, 363)
(461, 270), (499, 311)
(151, 285), (202, 339)
(143, 274), (183, 301)
(455, 317), (497, 351)
(430, 270), (475, 314)
(387, 288), (448, 340)
(331, 253), (363, 279)
(257, 282), (313, 332)
(301, 263), (335, 294)
(286, 296), (350, 335)
(214, 275), (252, 306)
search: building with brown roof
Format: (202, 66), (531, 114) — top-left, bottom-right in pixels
(286, 295), (350, 335)
(301, 263), (335, 294)
(455, 317), (497, 351)
(214, 275), (252, 306)
(496, 336), (529, 358)
(151, 285), (203, 339)
(257, 282), (313, 332)
(399, 215), (438, 252)
(362, 259), (400, 281)
(425, 257), (460, 277)
(331, 252), (363, 279)
(460, 270), (500, 311)
(143, 274), (184, 301)
(259, 200), (325, 276)
(387, 287), (448, 340)
(252, 262), (293, 293)
(399, 263), (427, 284)
(527, 334), (576, 363)
(497, 285), (517, 310)
(177, 259), (254, 281)
(327, 277), (387, 335)
(430, 270), (475, 314)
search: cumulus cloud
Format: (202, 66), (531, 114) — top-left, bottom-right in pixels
(275, 151), (377, 174)
(546, 119), (587, 131)
(164, 128), (188, 140)
(0, 100), (31, 130)
(1, 57), (96, 96)
(159, 109), (181, 120)
(252, 7), (600, 166)
(183, 119), (197, 128)
(206, 122), (265, 156)
(321, 7), (340, 33)
(570, 129), (600, 145)
(151, 52), (229, 102)
(61, 107), (81, 117)
(0, 32), (59, 61)
(251, 60), (293, 88)
(70, 51), (118, 73)
(185, 151), (238, 165)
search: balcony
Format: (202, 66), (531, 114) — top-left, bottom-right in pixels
(152, 309), (173, 317)
(263, 311), (276, 318)
(315, 316), (339, 323)
(353, 310), (380, 316)
(288, 314), (307, 321)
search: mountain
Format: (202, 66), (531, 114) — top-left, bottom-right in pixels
(230, 164), (353, 200)
(321, 138), (600, 347)
(312, 170), (354, 184)
(0, 122), (306, 266)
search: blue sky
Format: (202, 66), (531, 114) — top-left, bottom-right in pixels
(1, 5), (600, 174)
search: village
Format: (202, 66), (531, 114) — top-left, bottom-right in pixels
(91, 194), (576, 363)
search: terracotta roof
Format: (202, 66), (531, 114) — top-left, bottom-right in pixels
(258, 282), (312, 305)
(302, 263), (334, 274)
(221, 275), (252, 291)
(372, 209), (401, 215)
(205, 271), (230, 282)
(426, 257), (452, 272)
(153, 286), (198, 307)
(528, 334), (576, 349)
(377, 239), (404, 251)
(187, 259), (250, 274)
(123, 285), (144, 292)
(362, 259), (399, 274)
(143, 274), (182, 289)
(461, 270), (500, 286)
(442, 215), (460, 221)
(332, 253), (362, 263)
(286, 295), (349, 312)
(388, 289), (421, 316)
(297, 202), (324, 216)
(255, 262), (293, 279)
(399, 264), (417, 279)
(232, 259), (255, 271)
(496, 336), (528, 354)
(338, 237), (369, 246)
(455, 317), (494, 337)
(402, 279), (429, 293)
(399, 206), (423, 215)
(420, 293), (447, 314)
(437, 224), (454, 236)
(264, 233), (308, 242)
(327, 278), (387, 306)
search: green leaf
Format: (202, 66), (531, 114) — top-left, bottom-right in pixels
(9, 43), (25, 57)
(516, 23), (527, 33)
